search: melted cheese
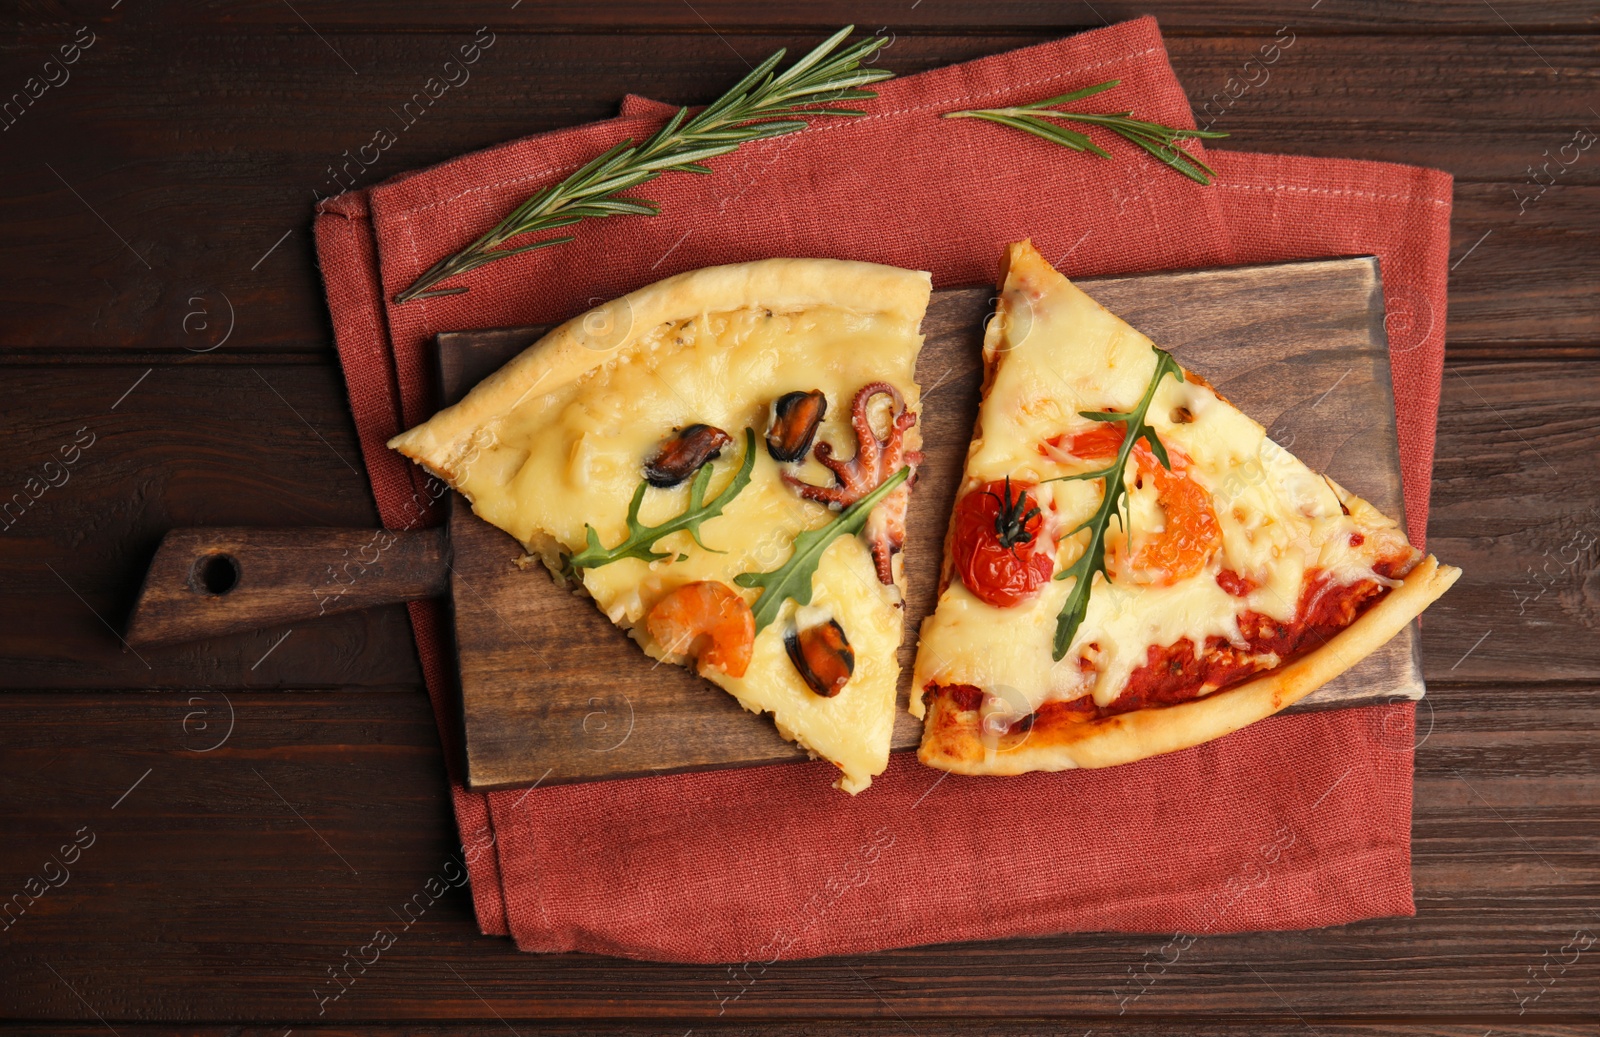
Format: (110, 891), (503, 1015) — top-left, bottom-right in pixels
(914, 243), (1406, 718)
(450, 304), (923, 793)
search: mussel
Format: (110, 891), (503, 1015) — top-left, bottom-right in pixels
(784, 617), (854, 697)
(643, 424), (731, 488)
(765, 390), (827, 462)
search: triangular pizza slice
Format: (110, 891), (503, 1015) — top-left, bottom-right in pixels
(913, 240), (1459, 775)
(391, 259), (931, 793)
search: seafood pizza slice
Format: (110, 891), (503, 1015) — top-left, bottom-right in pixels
(913, 240), (1459, 775)
(390, 259), (931, 793)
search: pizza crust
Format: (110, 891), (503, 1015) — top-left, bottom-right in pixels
(388, 258), (934, 485)
(918, 554), (1461, 775)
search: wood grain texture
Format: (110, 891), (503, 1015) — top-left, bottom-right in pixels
(0, 32), (1593, 354)
(17, 0), (1600, 32)
(0, 361), (422, 689)
(0, 685), (1593, 1021)
(6, 1027), (1600, 1037)
(442, 257), (1426, 789)
(1422, 361), (1600, 682)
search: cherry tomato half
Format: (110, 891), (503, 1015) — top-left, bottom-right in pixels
(952, 478), (1056, 608)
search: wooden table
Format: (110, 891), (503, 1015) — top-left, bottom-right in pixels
(2, 3), (1595, 1034)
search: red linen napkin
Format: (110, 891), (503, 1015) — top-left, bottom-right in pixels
(314, 16), (1450, 962)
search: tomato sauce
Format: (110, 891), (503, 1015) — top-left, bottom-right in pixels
(924, 565), (1397, 731)
(1102, 569), (1384, 717)
(936, 684), (984, 712)
(1215, 569), (1256, 596)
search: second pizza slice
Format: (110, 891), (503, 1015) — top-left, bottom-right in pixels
(390, 259), (932, 793)
(913, 240), (1459, 775)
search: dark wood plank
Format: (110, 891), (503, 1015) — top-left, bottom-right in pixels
(1424, 360), (1600, 681)
(0, 31), (1594, 355)
(1170, 36), (1598, 179)
(1446, 184), (1600, 349)
(19, 0), (1600, 32)
(443, 258), (1426, 790)
(0, 685), (1593, 1021)
(6, 1027), (1600, 1037)
(0, 360), (421, 689)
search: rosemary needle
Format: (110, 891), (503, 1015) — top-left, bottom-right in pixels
(945, 80), (1228, 186)
(394, 26), (892, 304)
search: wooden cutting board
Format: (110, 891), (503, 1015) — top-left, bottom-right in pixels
(125, 256), (1420, 792)
(437, 255), (1419, 790)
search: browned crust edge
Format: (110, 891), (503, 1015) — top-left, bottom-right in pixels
(916, 554), (1461, 775)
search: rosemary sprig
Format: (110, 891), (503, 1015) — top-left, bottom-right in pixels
(945, 80), (1228, 186)
(568, 429), (755, 569)
(395, 26), (891, 303)
(1045, 347), (1184, 660)
(736, 466), (911, 632)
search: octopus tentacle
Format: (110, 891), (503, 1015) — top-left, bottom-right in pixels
(779, 381), (921, 585)
(851, 385), (887, 474)
(810, 440), (853, 484)
(870, 539), (893, 583)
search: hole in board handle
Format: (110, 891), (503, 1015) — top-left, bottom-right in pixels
(192, 553), (240, 595)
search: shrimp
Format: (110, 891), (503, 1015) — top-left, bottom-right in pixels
(1042, 424), (1220, 586)
(1119, 445), (1221, 585)
(645, 580), (755, 678)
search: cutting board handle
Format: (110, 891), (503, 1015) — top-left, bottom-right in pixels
(126, 527), (449, 647)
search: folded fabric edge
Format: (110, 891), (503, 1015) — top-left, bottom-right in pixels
(1207, 148), (1453, 208)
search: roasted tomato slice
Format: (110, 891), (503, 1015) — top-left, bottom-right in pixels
(951, 478), (1056, 608)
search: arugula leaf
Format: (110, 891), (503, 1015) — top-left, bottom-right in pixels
(568, 428), (755, 570)
(735, 466), (911, 632)
(1045, 347), (1184, 660)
